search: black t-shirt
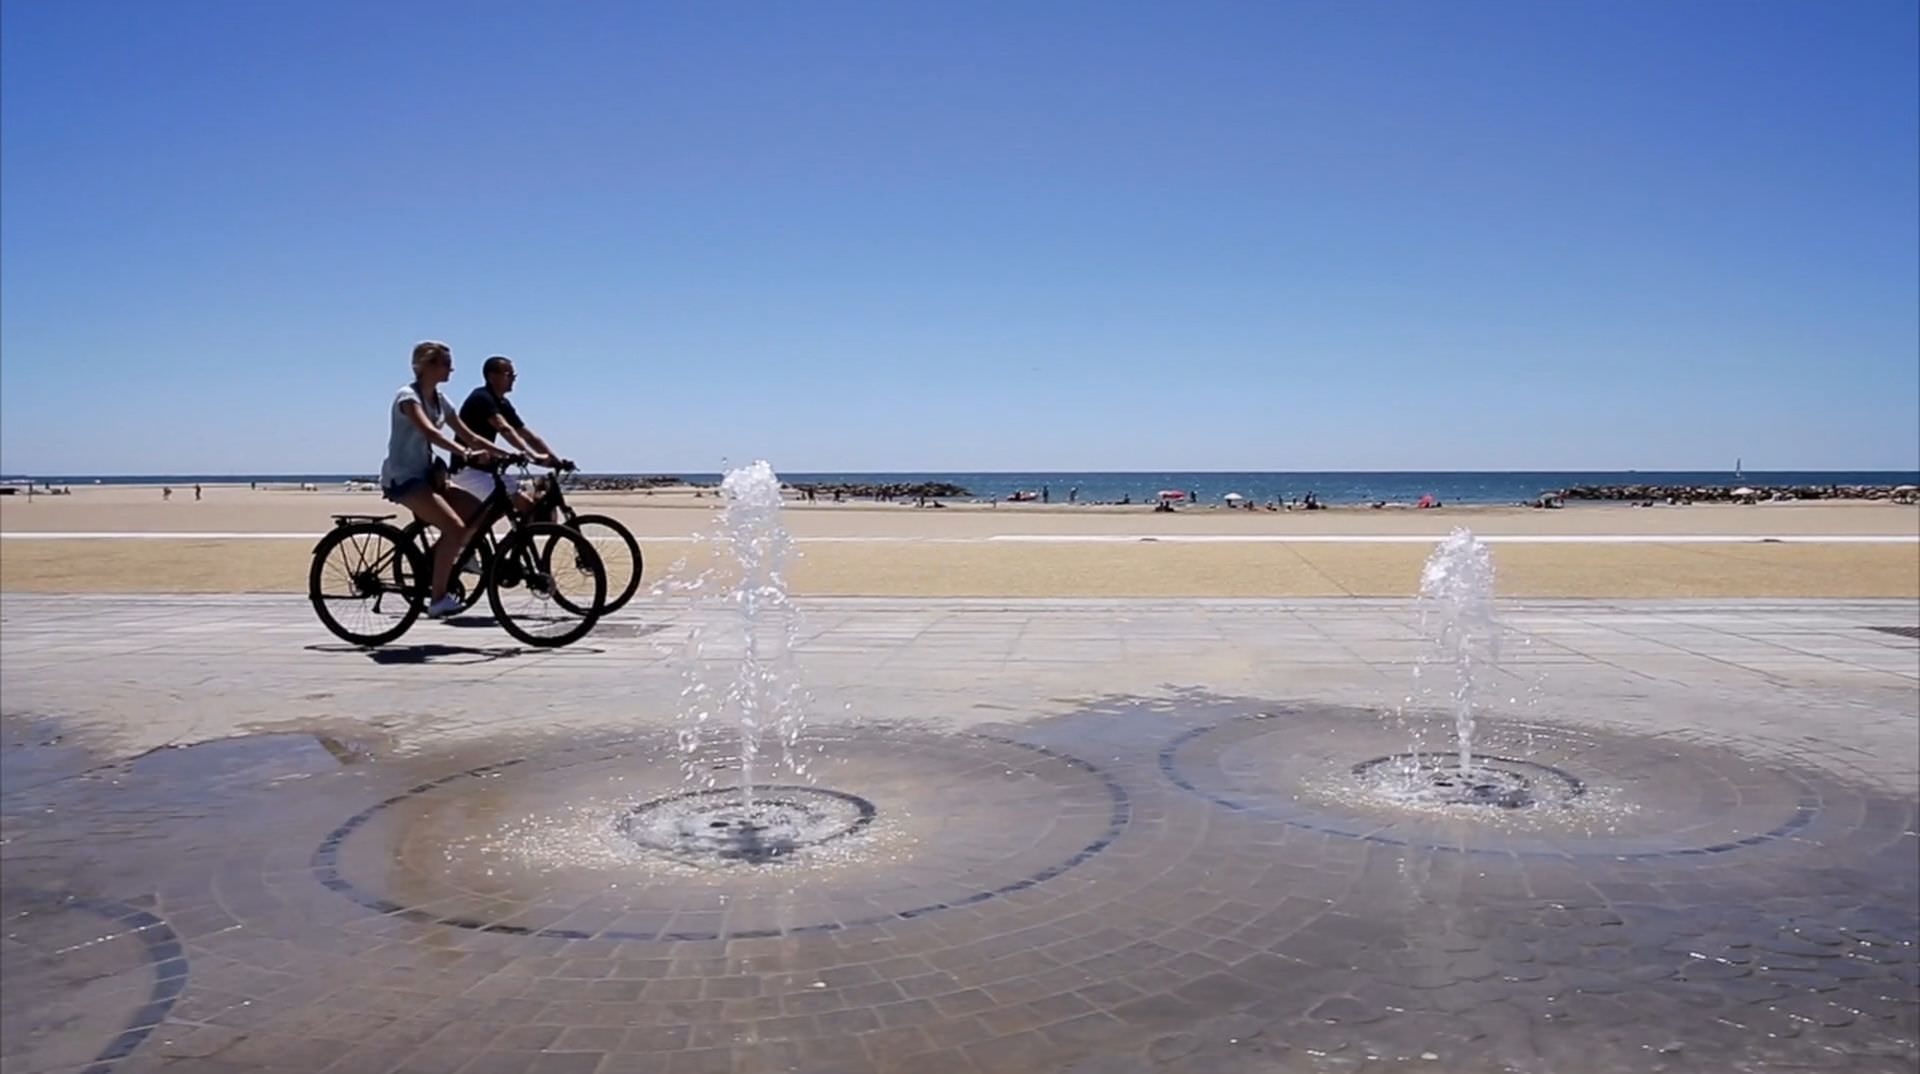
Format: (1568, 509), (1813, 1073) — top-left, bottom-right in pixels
(460, 387), (524, 445)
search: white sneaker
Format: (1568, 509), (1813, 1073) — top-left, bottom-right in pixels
(425, 594), (464, 619)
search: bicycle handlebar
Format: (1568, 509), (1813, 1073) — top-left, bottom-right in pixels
(469, 452), (575, 474)
(469, 452), (529, 473)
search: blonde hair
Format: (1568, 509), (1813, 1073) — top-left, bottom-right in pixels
(411, 340), (450, 376)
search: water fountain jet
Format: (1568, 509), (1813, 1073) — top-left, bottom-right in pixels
(633, 461), (840, 864)
(1360, 528), (1542, 809)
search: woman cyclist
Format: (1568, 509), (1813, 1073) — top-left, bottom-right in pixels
(379, 340), (500, 618)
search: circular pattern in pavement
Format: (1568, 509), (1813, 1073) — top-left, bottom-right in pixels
(6, 713), (1914, 1073)
(0, 892), (186, 1074)
(1161, 705), (1822, 856)
(311, 729), (1129, 941)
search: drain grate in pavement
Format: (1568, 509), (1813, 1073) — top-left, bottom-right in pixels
(1866, 625), (1920, 640)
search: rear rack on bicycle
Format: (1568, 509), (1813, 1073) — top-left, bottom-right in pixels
(330, 513), (395, 525)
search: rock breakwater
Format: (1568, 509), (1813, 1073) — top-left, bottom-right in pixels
(570, 475), (693, 491)
(1556, 483), (1915, 503)
(789, 481), (971, 501)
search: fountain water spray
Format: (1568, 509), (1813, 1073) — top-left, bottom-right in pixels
(662, 461), (810, 807)
(1357, 527), (1571, 811)
(1415, 527), (1500, 774)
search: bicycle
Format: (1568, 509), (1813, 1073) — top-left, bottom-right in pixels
(398, 459), (643, 616)
(308, 458), (607, 648)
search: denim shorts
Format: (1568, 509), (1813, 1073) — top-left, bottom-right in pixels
(381, 475), (432, 503)
(381, 458), (447, 503)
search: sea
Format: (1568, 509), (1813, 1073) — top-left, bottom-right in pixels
(6, 471), (1915, 507)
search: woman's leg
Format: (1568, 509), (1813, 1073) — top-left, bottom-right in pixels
(396, 488), (471, 600)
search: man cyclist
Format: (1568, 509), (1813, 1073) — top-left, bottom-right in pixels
(447, 355), (572, 515)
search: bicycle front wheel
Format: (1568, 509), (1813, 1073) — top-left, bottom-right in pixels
(489, 522), (605, 647)
(560, 514), (642, 614)
(309, 523), (424, 646)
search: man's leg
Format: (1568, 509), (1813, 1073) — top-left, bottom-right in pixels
(444, 485), (482, 525)
(510, 475), (552, 522)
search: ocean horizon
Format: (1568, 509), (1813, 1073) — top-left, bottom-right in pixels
(5, 470), (1916, 507)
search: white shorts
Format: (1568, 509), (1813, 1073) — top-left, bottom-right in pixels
(449, 466), (519, 503)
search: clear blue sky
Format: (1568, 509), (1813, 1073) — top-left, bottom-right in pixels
(3, 0), (1915, 474)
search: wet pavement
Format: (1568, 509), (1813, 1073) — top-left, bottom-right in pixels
(1, 595), (1916, 1073)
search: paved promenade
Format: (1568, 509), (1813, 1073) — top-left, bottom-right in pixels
(2, 595), (1915, 1073)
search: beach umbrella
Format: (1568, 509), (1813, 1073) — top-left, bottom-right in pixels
(1157, 490), (1187, 501)
(1223, 492), (1244, 502)
(1731, 487), (1756, 497)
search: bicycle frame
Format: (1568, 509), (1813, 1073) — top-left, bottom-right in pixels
(445, 460), (576, 573)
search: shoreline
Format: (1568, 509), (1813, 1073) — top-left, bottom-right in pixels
(1, 487), (1916, 598)
(7, 475), (1915, 508)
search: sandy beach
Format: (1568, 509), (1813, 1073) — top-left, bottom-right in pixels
(2, 484), (1916, 598)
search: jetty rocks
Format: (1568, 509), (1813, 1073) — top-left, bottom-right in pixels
(561, 476), (974, 500)
(1557, 483), (1915, 503)
(789, 481), (971, 500)
(570, 475), (689, 492)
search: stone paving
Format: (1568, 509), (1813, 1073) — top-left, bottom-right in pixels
(1, 594), (1916, 1073)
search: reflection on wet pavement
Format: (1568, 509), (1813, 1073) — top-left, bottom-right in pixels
(1, 891), (186, 1074)
(3, 705), (1915, 1074)
(2, 597), (1916, 1072)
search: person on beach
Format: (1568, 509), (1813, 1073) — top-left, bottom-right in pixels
(380, 340), (499, 618)
(448, 355), (570, 518)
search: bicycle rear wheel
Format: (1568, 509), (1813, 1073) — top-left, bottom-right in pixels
(309, 523), (424, 646)
(489, 522), (605, 647)
(561, 514), (642, 614)
(396, 520), (492, 614)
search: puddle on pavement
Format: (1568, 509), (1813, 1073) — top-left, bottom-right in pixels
(0, 708), (1914, 1073)
(0, 717), (101, 797)
(124, 731), (370, 785)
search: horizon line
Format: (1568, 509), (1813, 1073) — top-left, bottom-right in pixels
(6, 466), (1919, 479)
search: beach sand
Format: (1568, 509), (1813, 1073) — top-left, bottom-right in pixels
(2, 485), (1916, 598)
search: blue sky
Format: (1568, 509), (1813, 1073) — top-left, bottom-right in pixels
(2, 1), (1915, 474)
